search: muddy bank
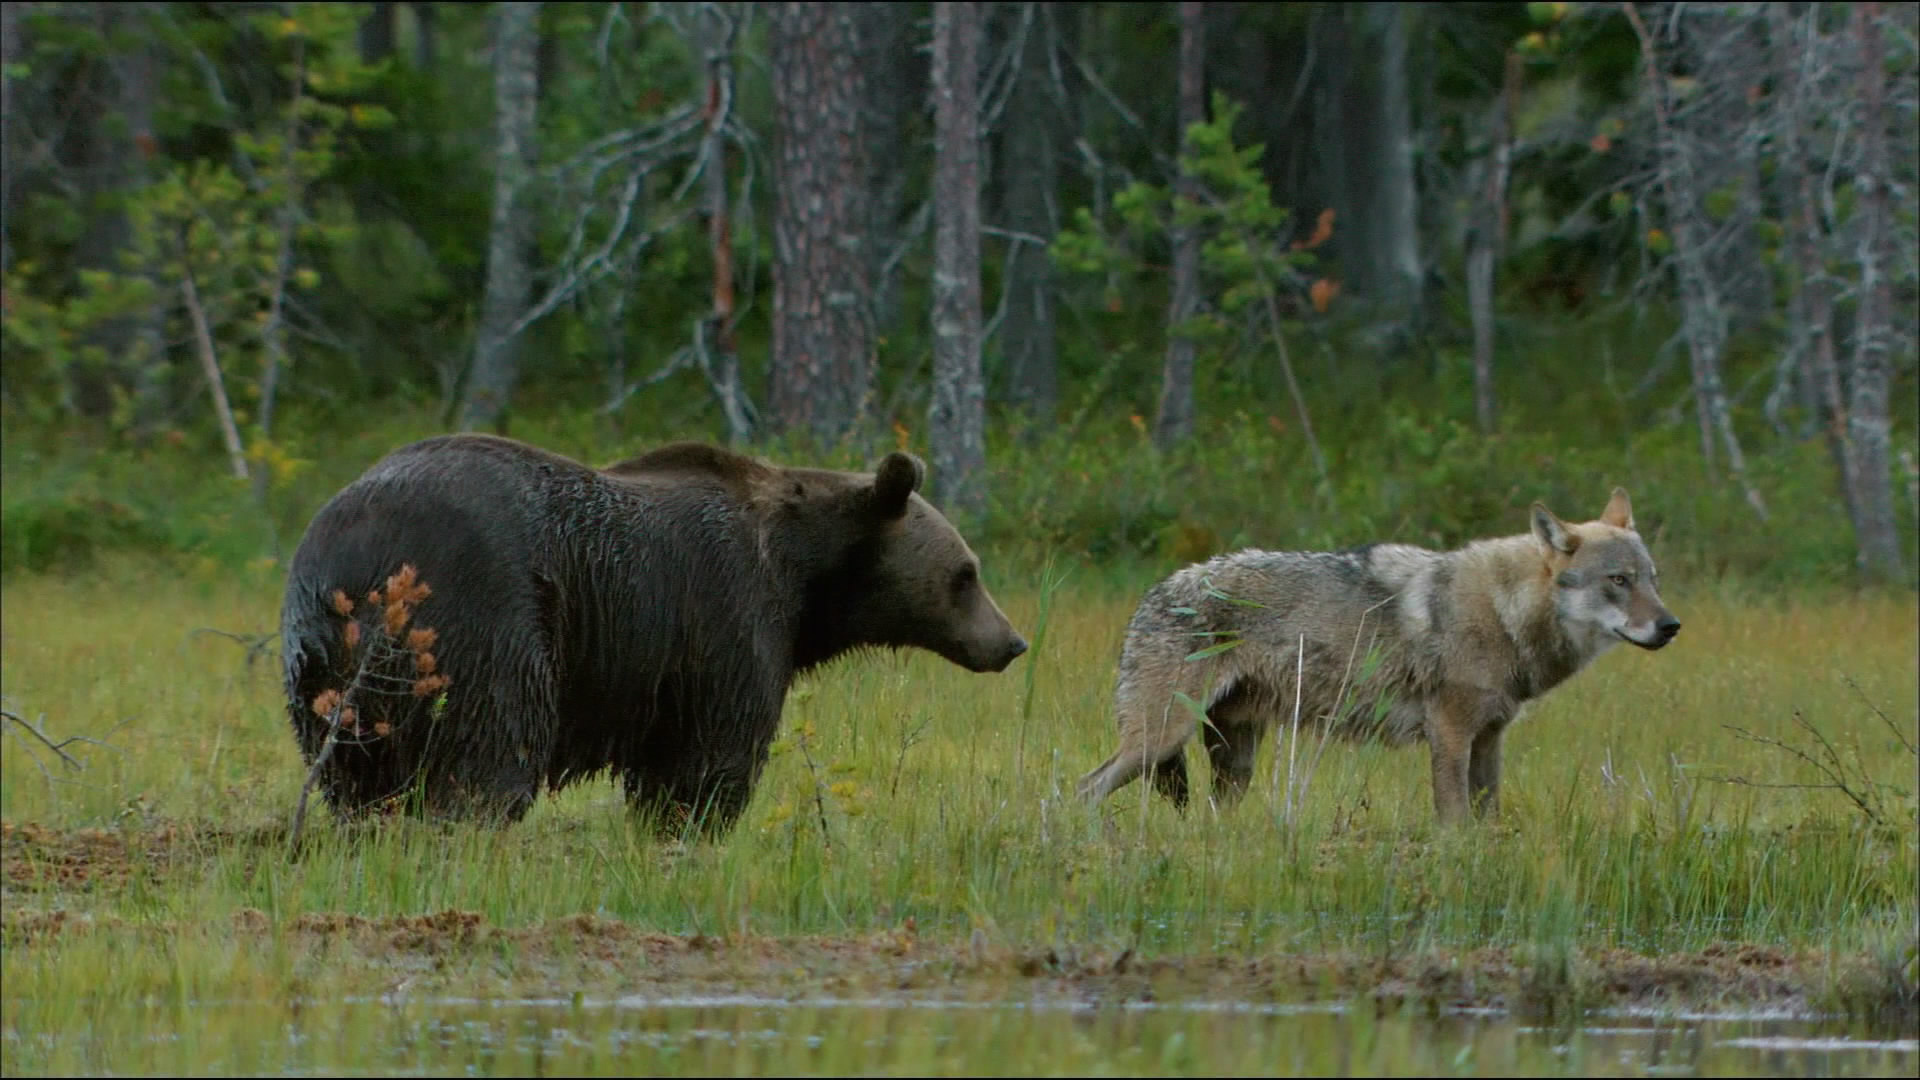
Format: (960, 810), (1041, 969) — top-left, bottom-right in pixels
(7, 903), (1914, 1028)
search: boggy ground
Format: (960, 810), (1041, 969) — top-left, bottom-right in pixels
(2, 815), (1912, 1025)
(2, 564), (1917, 1075)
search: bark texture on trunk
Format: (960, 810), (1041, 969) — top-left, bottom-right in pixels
(1468, 50), (1519, 435)
(768, 1), (872, 444)
(996, 2), (1060, 424)
(461, 2), (542, 432)
(1624, 3), (1768, 521)
(931, 1), (986, 518)
(1844, 1), (1907, 582)
(1154, 0), (1205, 451)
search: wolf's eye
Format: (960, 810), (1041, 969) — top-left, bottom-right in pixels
(1609, 574), (1630, 588)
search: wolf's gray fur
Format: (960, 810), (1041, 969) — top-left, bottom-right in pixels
(1077, 489), (1680, 824)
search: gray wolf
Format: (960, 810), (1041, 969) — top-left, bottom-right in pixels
(1076, 488), (1678, 824)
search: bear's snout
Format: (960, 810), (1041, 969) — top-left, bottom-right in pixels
(990, 634), (1029, 672)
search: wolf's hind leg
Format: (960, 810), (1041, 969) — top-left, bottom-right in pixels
(1202, 689), (1267, 809)
(1467, 719), (1509, 819)
(1150, 751), (1191, 809)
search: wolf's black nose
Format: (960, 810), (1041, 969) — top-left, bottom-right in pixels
(1655, 616), (1681, 643)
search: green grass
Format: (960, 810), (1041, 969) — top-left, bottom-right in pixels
(3, 558), (1917, 1075)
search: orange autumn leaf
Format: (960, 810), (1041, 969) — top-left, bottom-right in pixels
(1310, 278), (1341, 314)
(1293, 208), (1336, 251)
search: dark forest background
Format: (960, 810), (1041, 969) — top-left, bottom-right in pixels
(2, 2), (1915, 587)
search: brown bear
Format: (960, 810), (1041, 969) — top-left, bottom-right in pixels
(279, 433), (1027, 831)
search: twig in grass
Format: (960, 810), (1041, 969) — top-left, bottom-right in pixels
(1014, 556), (1069, 780)
(794, 724), (835, 851)
(1267, 594), (1391, 829)
(890, 711), (931, 799)
(1845, 674), (1918, 758)
(1707, 708), (1912, 827)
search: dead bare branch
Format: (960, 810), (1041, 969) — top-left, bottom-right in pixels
(1706, 710), (1911, 827)
(187, 627), (281, 670)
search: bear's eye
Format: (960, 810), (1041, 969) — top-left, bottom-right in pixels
(951, 564), (977, 595)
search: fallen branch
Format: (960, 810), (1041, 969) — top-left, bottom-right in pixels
(1, 704), (125, 791)
(188, 627), (281, 671)
(2, 707), (88, 771)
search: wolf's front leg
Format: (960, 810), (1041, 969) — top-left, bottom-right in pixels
(1423, 690), (1484, 826)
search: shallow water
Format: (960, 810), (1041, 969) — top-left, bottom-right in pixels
(6, 992), (1915, 1077)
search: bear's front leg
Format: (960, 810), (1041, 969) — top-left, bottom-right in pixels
(622, 756), (761, 837)
(617, 679), (784, 838)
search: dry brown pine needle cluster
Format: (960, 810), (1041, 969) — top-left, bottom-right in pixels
(310, 564), (450, 740)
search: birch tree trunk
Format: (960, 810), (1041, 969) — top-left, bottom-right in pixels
(769, 1), (872, 443)
(1467, 50), (1519, 435)
(1154, 0), (1205, 451)
(461, 2), (542, 432)
(1623, 3), (1768, 521)
(1370, 2), (1422, 322)
(694, 4), (754, 446)
(1768, 4), (1859, 537)
(1843, 1), (1907, 582)
(930, 1), (986, 518)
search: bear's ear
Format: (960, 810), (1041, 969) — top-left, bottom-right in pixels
(872, 452), (925, 519)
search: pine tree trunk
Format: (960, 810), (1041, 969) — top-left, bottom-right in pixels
(358, 2), (396, 65)
(769, 1), (872, 444)
(1, 1), (20, 276)
(996, 2), (1060, 426)
(62, 7), (167, 433)
(857, 2), (915, 339)
(410, 2), (437, 70)
(1154, 0), (1205, 451)
(931, 1), (986, 519)
(1844, 2), (1907, 583)
(461, 2), (542, 433)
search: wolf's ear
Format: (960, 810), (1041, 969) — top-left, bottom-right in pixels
(1600, 487), (1635, 530)
(873, 452), (925, 519)
(1531, 502), (1580, 555)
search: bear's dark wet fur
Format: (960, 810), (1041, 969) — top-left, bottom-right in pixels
(280, 434), (1026, 830)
